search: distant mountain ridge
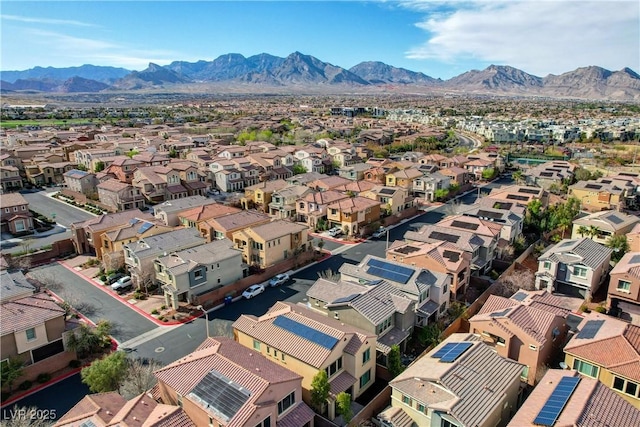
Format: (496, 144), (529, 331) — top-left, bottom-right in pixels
(2, 52), (639, 100)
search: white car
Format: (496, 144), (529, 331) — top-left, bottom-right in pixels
(327, 227), (343, 237)
(242, 284), (265, 299)
(111, 276), (133, 293)
(372, 227), (387, 239)
(269, 273), (290, 287)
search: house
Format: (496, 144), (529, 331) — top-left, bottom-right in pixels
(525, 160), (577, 189)
(486, 184), (547, 208)
(1, 289), (76, 383)
(380, 333), (524, 427)
(629, 223), (640, 253)
(607, 252), (640, 323)
(438, 166), (470, 188)
(361, 185), (413, 216)
(154, 239), (245, 309)
(102, 157), (143, 183)
(308, 175), (352, 192)
(178, 203), (241, 228)
(70, 210), (153, 257)
(338, 163), (372, 181)
(233, 301), (376, 421)
(0, 165), (23, 192)
(241, 179), (289, 212)
(268, 185), (312, 220)
(508, 369), (640, 427)
(571, 209), (640, 245)
(412, 172), (451, 202)
(54, 392), (195, 427)
(153, 336), (315, 427)
(0, 270), (35, 302)
(97, 179), (146, 212)
(232, 220), (309, 269)
(296, 190), (350, 229)
(568, 179), (632, 212)
(464, 157), (495, 180)
(469, 293), (569, 385)
(198, 210), (271, 242)
(63, 169), (98, 198)
(385, 167), (423, 191)
(153, 195), (216, 227)
(0, 193), (34, 235)
(306, 278), (415, 365)
(535, 238), (612, 299)
(24, 162), (76, 186)
(563, 312), (640, 409)
(124, 228), (206, 290)
(326, 196), (381, 236)
(339, 255), (450, 327)
(458, 204), (524, 244)
(387, 240), (471, 300)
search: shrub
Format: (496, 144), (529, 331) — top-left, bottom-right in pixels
(158, 316), (165, 321)
(160, 305), (166, 310)
(151, 309), (159, 315)
(163, 318), (168, 322)
(69, 360), (82, 368)
(18, 380), (32, 391)
(595, 306), (607, 313)
(37, 373), (51, 383)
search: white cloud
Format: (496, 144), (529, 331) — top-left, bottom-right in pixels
(1, 14), (95, 27)
(403, 1), (640, 75)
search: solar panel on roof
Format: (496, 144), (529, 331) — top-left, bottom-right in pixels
(490, 308), (512, 317)
(129, 218), (140, 225)
(630, 254), (640, 264)
(477, 209), (504, 220)
(366, 258), (414, 284)
(273, 316), (339, 349)
(379, 188), (395, 195)
(512, 291), (527, 302)
(332, 293), (359, 304)
(577, 319), (605, 339)
(606, 214), (624, 224)
(540, 172), (554, 177)
(138, 222), (154, 234)
(442, 250), (460, 262)
(585, 184), (602, 190)
(431, 342), (473, 362)
(519, 188), (540, 194)
(451, 220), (480, 231)
(429, 231), (460, 243)
(189, 369), (251, 421)
(506, 194), (529, 201)
(533, 376), (581, 426)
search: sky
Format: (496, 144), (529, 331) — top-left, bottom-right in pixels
(1, 1), (639, 79)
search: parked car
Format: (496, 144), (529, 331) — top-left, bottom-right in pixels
(242, 284), (265, 299)
(372, 227), (387, 239)
(269, 273), (290, 287)
(327, 227), (343, 237)
(106, 272), (124, 285)
(111, 276), (133, 293)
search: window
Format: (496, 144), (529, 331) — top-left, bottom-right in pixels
(573, 266), (588, 278)
(253, 340), (261, 351)
(402, 395), (412, 406)
(194, 269), (203, 279)
(177, 394), (183, 407)
(254, 416), (271, 427)
(521, 366), (530, 380)
(362, 348), (371, 364)
(529, 344), (537, 351)
(613, 376), (640, 398)
(4, 208), (8, 213)
(543, 261), (551, 270)
(573, 358), (599, 378)
(442, 420), (459, 427)
(418, 403), (426, 413)
(278, 391), (295, 414)
(26, 328), (36, 341)
(360, 369), (371, 388)
(325, 357), (343, 378)
(617, 280), (631, 292)
(443, 284), (447, 294)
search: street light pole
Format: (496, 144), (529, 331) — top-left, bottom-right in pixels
(196, 305), (210, 337)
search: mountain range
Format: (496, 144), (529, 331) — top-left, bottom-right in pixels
(2, 51), (639, 100)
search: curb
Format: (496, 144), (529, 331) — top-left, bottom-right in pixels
(0, 367), (83, 408)
(57, 261), (197, 327)
(309, 232), (362, 245)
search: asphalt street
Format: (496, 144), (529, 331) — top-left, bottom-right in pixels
(20, 189), (95, 228)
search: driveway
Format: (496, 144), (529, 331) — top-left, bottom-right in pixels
(28, 263), (157, 343)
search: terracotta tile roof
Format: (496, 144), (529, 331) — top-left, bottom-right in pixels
(143, 404), (195, 427)
(74, 210), (152, 232)
(1, 293), (65, 336)
(610, 251), (640, 279)
(0, 192), (28, 208)
(329, 370), (356, 397)
(246, 219), (308, 241)
(327, 196), (380, 214)
(377, 406), (416, 427)
(178, 203), (240, 222)
(275, 402), (315, 427)
(54, 392), (127, 426)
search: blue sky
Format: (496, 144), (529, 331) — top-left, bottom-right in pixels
(1, 1), (638, 79)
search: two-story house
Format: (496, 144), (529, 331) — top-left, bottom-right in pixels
(380, 333), (524, 427)
(0, 165), (23, 192)
(607, 252), (640, 321)
(198, 210), (271, 242)
(242, 179), (290, 212)
(412, 172), (451, 202)
(337, 163), (372, 181)
(124, 228), (206, 290)
(458, 204), (524, 244)
(387, 240), (471, 300)
(233, 301), (376, 421)
(97, 179), (146, 212)
(569, 179), (633, 212)
(268, 185), (312, 220)
(177, 203), (241, 229)
(385, 167), (423, 192)
(306, 278), (415, 365)
(63, 169), (98, 198)
(154, 239), (245, 309)
(296, 190), (350, 229)
(535, 237), (612, 299)
(153, 195), (216, 227)
(0, 193), (34, 235)
(361, 185), (413, 216)
(232, 220), (309, 269)
(326, 196), (381, 236)
(563, 312), (640, 409)
(571, 210), (640, 245)
(339, 255), (450, 327)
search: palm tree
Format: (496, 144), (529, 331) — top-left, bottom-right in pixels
(607, 235), (630, 262)
(588, 225), (600, 239)
(577, 225), (589, 237)
(512, 170), (524, 185)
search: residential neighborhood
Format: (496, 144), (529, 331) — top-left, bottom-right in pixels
(0, 100), (639, 427)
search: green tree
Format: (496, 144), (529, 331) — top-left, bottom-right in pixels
(94, 161), (105, 173)
(434, 188), (449, 202)
(125, 149), (139, 158)
(481, 168), (496, 180)
(1, 357), (25, 393)
(292, 164), (307, 175)
(512, 170), (524, 185)
(310, 370), (330, 412)
(607, 235), (630, 262)
(76, 164), (88, 171)
(387, 344), (404, 378)
(577, 225), (589, 237)
(574, 168), (593, 182)
(588, 225), (600, 239)
(418, 323), (443, 348)
(81, 351), (128, 393)
(336, 392), (353, 424)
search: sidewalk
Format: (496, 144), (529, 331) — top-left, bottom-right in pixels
(58, 256), (200, 327)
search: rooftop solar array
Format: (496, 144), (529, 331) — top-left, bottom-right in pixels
(630, 254), (640, 264)
(332, 293), (360, 304)
(273, 316), (339, 349)
(451, 220), (480, 231)
(477, 210), (504, 220)
(540, 172), (554, 177)
(138, 222), (154, 234)
(366, 258), (414, 284)
(493, 202), (513, 210)
(490, 308), (512, 317)
(519, 188), (541, 195)
(442, 250), (460, 262)
(429, 231), (460, 244)
(190, 369), (251, 421)
(577, 319), (605, 339)
(511, 291), (528, 302)
(129, 218), (140, 225)
(606, 214), (624, 225)
(585, 184), (602, 190)
(532, 376), (581, 426)
(431, 342), (473, 363)
(506, 194), (529, 201)
(395, 245), (421, 255)
(379, 188), (395, 195)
